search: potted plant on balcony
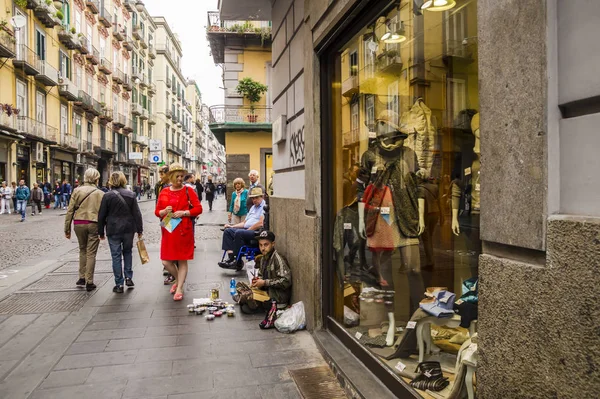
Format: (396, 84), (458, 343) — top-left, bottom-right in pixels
(236, 77), (267, 123)
(55, 10), (64, 21)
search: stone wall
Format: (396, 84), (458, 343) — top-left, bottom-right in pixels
(269, 196), (321, 330)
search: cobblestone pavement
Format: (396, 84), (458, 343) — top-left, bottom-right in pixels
(0, 195), (331, 399)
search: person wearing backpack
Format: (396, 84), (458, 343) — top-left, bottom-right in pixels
(64, 169), (105, 291)
(98, 172), (144, 294)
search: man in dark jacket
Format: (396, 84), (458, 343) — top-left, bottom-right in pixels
(98, 172), (143, 293)
(204, 176), (216, 211)
(195, 179), (203, 201)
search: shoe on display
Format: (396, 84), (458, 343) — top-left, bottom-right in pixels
(113, 285), (124, 293)
(76, 278), (86, 286)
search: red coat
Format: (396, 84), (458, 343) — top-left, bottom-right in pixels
(155, 186), (202, 260)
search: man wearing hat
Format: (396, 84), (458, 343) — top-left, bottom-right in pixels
(218, 187), (266, 269)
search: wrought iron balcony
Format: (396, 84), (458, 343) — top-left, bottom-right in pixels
(166, 143), (182, 155)
(86, 0), (99, 14)
(112, 68), (124, 84)
(122, 116), (133, 133)
(99, 7), (112, 27)
(132, 134), (148, 146)
(166, 77), (172, 88)
(116, 152), (127, 162)
(122, 74), (132, 91)
(100, 138), (116, 153)
(113, 113), (126, 128)
(99, 57), (112, 74)
(86, 46), (100, 65)
(140, 108), (149, 120)
(123, 36), (134, 51)
(99, 108), (113, 123)
(81, 139), (94, 153)
(17, 116), (58, 143)
(166, 109), (173, 119)
(33, 2), (62, 28)
(132, 25), (143, 40)
(147, 115), (156, 125)
(12, 45), (40, 75)
(62, 134), (79, 150)
(131, 67), (142, 82)
(58, 26), (80, 50)
(91, 99), (102, 116)
(148, 45), (156, 59)
(59, 78), (78, 101)
(131, 103), (143, 116)
(0, 31), (16, 59)
(148, 83), (156, 95)
(124, 0), (135, 12)
(112, 26), (125, 41)
(35, 61), (59, 86)
(209, 105), (272, 125)
(78, 36), (89, 55)
(75, 90), (93, 111)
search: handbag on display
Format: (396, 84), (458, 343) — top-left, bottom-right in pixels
(364, 185), (387, 237)
(136, 239), (149, 264)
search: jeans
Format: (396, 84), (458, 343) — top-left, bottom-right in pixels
(108, 233), (135, 286)
(54, 195), (61, 209)
(16, 200), (27, 220)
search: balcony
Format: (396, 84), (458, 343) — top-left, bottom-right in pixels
(113, 26), (125, 41)
(113, 113), (126, 128)
(166, 143), (182, 155)
(123, 36), (134, 51)
(148, 83), (156, 96)
(0, 31), (16, 59)
(206, 11), (272, 64)
(156, 44), (174, 64)
(171, 83), (176, 94)
(122, 74), (132, 91)
(208, 105), (272, 143)
(132, 25), (143, 41)
(35, 61), (59, 86)
(62, 134), (79, 150)
(124, 0), (135, 11)
(116, 152), (127, 163)
(131, 103), (143, 116)
(140, 37), (148, 49)
(112, 68), (124, 84)
(78, 36), (89, 55)
(166, 109), (173, 119)
(341, 75), (359, 98)
(139, 73), (148, 88)
(99, 7), (112, 27)
(86, 46), (100, 65)
(0, 111), (17, 132)
(81, 139), (94, 153)
(58, 26), (80, 50)
(99, 108), (113, 123)
(99, 138), (116, 154)
(58, 78), (78, 101)
(122, 116), (134, 133)
(147, 116), (156, 125)
(132, 134), (148, 146)
(12, 45), (40, 75)
(16, 116), (58, 143)
(166, 77), (172, 88)
(75, 90), (93, 111)
(91, 99), (102, 116)
(376, 50), (403, 75)
(33, 2), (62, 29)
(148, 45), (156, 59)
(99, 57), (112, 74)
(131, 67), (142, 82)
(140, 108), (149, 120)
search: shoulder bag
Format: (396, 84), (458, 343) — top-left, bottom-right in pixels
(68, 188), (99, 227)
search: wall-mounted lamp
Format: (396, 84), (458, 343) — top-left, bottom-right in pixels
(421, 0), (456, 12)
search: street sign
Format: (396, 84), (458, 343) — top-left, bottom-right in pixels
(149, 151), (162, 163)
(149, 139), (162, 151)
(129, 152), (143, 160)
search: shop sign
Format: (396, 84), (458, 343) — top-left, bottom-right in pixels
(17, 145), (29, 160)
(149, 139), (162, 151)
(129, 152), (143, 160)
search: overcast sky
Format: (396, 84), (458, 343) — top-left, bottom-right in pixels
(144, 0), (223, 107)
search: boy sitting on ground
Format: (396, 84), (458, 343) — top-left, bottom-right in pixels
(239, 230), (292, 314)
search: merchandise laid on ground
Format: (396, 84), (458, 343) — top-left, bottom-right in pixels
(328, 0), (480, 397)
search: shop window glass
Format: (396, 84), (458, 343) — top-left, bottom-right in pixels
(329, 1), (479, 397)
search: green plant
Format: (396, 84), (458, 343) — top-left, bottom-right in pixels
(15, 0), (27, 9)
(55, 10), (64, 20)
(70, 27), (76, 34)
(45, 0), (52, 5)
(236, 77), (268, 112)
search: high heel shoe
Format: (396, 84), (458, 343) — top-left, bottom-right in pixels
(170, 283), (178, 294)
(173, 291), (184, 301)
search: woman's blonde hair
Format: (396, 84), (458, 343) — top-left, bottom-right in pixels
(108, 171), (127, 188)
(233, 177), (245, 188)
(84, 168), (101, 184)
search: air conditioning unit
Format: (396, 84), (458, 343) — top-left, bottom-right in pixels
(76, 154), (82, 164)
(34, 142), (44, 163)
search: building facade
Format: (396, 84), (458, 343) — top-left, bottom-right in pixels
(206, 7), (273, 188)
(229, 0), (600, 398)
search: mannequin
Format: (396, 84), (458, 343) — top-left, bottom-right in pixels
(451, 112), (481, 278)
(357, 110), (426, 347)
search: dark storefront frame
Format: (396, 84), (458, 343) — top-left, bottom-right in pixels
(319, 1), (421, 397)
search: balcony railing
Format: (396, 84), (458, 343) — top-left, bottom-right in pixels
(116, 152), (127, 162)
(0, 111), (17, 132)
(148, 83), (156, 95)
(209, 105), (272, 124)
(166, 143), (181, 154)
(99, 57), (112, 74)
(148, 44), (156, 59)
(78, 36), (89, 54)
(17, 116), (58, 142)
(207, 11), (271, 33)
(131, 103), (143, 116)
(86, 46), (100, 65)
(0, 32), (16, 59)
(132, 134), (148, 146)
(58, 26), (81, 50)
(76, 90), (93, 110)
(33, 2), (62, 28)
(86, 0), (100, 14)
(100, 138), (116, 153)
(59, 78), (78, 101)
(12, 44), (40, 75)
(36, 61), (59, 86)
(62, 134), (79, 150)
(99, 6), (112, 27)
(113, 25), (125, 41)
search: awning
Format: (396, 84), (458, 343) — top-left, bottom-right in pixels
(218, 0), (271, 20)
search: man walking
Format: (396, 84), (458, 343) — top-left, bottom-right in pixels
(15, 180), (30, 222)
(30, 183), (43, 216)
(62, 180), (72, 210)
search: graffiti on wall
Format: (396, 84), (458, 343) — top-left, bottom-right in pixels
(289, 126), (305, 165)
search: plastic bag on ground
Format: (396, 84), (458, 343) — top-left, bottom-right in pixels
(274, 301), (306, 333)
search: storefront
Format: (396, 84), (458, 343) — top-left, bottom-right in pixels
(0, 137), (10, 183)
(52, 149), (76, 185)
(16, 145), (30, 185)
(320, 0), (479, 397)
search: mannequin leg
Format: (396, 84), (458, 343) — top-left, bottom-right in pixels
(401, 245), (425, 314)
(371, 250), (393, 287)
(385, 311), (395, 346)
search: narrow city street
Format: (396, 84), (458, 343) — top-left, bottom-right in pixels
(0, 197), (327, 399)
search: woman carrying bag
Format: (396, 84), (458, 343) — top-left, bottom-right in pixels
(228, 177), (248, 224)
(155, 163), (202, 301)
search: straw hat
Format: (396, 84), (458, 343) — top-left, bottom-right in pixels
(167, 162), (187, 177)
(248, 187), (265, 198)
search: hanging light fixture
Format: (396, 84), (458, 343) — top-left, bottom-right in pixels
(381, 4), (406, 44)
(421, 0), (457, 11)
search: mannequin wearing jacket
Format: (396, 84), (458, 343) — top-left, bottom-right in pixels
(451, 112), (481, 278)
(357, 110), (426, 347)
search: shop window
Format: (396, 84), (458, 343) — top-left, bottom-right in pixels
(328, 1), (479, 397)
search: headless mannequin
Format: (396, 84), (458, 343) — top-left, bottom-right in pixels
(358, 111), (426, 346)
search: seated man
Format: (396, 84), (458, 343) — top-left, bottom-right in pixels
(218, 187), (266, 269)
(240, 230), (292, 314)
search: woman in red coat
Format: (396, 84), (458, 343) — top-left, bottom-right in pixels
(155, 163), (202, 301)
